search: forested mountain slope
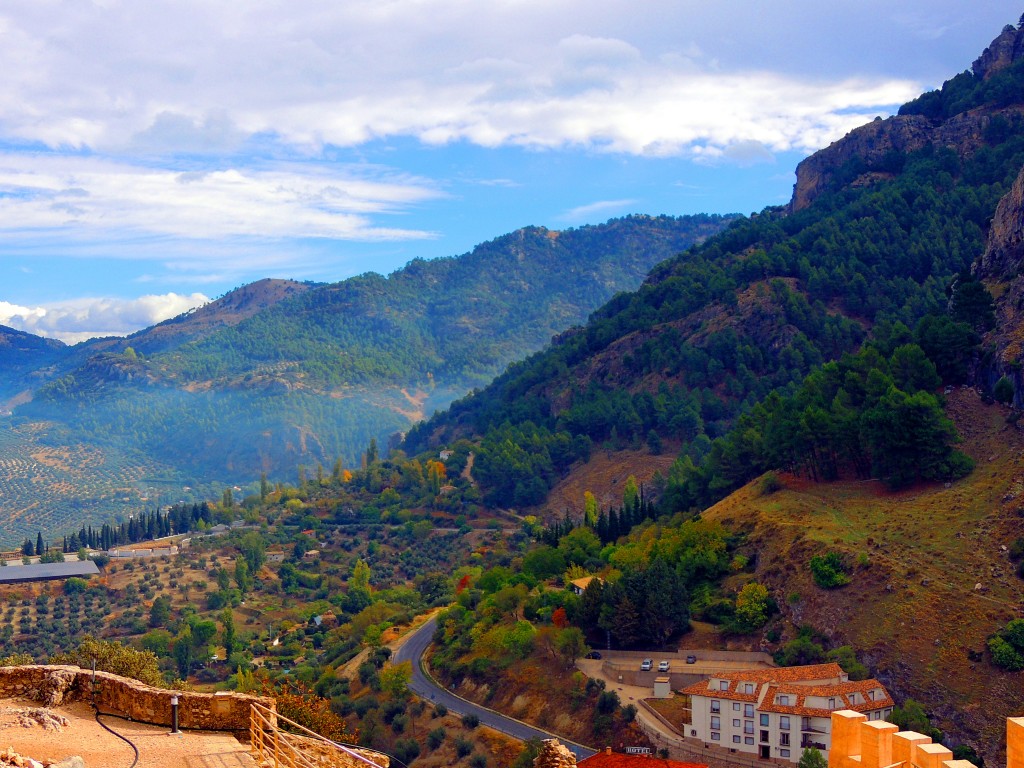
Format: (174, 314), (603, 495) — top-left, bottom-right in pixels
(405, 21), (1024, 514)
(13, 214), (731, 483)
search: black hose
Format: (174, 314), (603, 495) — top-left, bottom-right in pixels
(92, 709), (140, 768)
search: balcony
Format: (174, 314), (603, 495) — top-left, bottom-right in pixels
(801, 739), (827, 751)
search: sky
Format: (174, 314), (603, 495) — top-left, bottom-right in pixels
(0, 1), (1020, 343)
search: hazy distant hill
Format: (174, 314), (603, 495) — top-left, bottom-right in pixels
(0, 325), (67, 402)
(12, 214), (734, 484)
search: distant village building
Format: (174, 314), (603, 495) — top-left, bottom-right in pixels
(265, 549), (286, 563)
(302, 549), (320, 561)
(439, 450), (454, 460)
(568, 576), (602, 596)
(682, 663), (893, 763)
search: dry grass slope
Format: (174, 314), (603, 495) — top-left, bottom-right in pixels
(701, 388), (1024, 757)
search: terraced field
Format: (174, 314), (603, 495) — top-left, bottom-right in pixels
(0, 420), (181, 547)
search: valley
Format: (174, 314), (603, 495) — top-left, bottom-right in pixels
(3, 14), (1024, 768)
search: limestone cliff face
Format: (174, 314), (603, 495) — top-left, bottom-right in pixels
(790, 111), (1001, 211)
(790, 23), (1024, 212)
(973, 162), (1024, 400)
(973, 22), (1024, 80)
(976, 163), (1024, 282)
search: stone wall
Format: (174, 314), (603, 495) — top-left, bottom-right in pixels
(0, 665), (272, 732)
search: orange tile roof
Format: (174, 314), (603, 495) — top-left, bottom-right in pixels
(680, 663), (846, 698)
(759, 681), (894, 717)
(579, 752), (706, 768)
(681, 664), (892, 718)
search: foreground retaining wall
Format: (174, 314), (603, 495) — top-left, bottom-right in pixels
(0, 665), (273, 731)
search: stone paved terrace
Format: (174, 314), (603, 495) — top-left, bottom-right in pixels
(0, 698), (257, 767)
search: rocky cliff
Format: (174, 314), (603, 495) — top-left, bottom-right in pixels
(973, 162), (1024, 396)
(973, 21), (1024, 80)
(790, 22), (1024, 212)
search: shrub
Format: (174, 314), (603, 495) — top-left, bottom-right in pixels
(427, 727), (446, 750)
(470, 754), (487, 768)
(759, 471), (783, 495)
(809, 551), (851, 589)
(433, 702), (448, 718)
(393, 738), (420, 764)
(596, 690), (620, 715)
(461, 713), (480, 729)
(455, 736), (474, 758)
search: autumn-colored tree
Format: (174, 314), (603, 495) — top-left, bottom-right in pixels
(552, 607), (569, 629)
(583, 491), (598, 527)
(256, 676), (355, 742)
(455, 574), (471, 594)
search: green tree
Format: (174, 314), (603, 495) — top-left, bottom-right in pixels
(221, 607), (237, 660)
(733, 581), (771, 633)
(234, 557), (253, 593)
(994, 376), (1015, 404)
(799, 747), (827, 768)
(149, 595), (172, 628)
(379, 661), (412, 700)
(239, 531), (267, 573)
(553, 626), (588, 667)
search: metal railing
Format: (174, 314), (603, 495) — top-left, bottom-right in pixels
(249, 702), (390, 768)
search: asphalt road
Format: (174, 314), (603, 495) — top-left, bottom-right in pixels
(393, 616), (597, 761)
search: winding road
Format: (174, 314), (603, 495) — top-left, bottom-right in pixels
(393, 617), (597, 761)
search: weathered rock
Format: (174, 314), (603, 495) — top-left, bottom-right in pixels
(39, 671), (74, 710)
(533, 739), (577, 768)
(973, 23), (1024, 80)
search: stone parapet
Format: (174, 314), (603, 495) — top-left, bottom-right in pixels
(0, 665), (273, 732)
(830, 710), (1022, 768)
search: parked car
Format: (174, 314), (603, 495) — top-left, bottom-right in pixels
(686, 654), (697, 664)
(657, 660), (670, 672)
(584, 651), (602, 659)
(640, 658), (653, 671)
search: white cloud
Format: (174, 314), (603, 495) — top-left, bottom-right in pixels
(559, 199), (638, 222)
(0, 154), (442, 242)
(0, 2), (930, 161)
(0, 293), (210, 342)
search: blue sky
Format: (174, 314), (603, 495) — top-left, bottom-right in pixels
(0, 1), (1019, 342)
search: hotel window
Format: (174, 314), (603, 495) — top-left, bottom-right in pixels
(779, 695), (790, 706)
(780, 733), (790, 747)
(712, 733), (721, 741)
(868, 690), (876, 701)
(744, 683), (754, 694)
(828, 698), (836, 709)
(780, 717), (790, 731)
(733, 703), (741, 711)
(745, 737), (754, 746)
(720, 681), (729, 691)
(733, 736), (741, 744)
(711, 717), (721, 730)
(744, 722), (754, 735)
(711, 701), (721, 713)
(733, 719), (740, 728)
(744, 704), (754, 718)
(802, 718), (811, 731)
(760, 714), (769, 727)
(781, 750), (791, 759)
(760, 731), (769, 743)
